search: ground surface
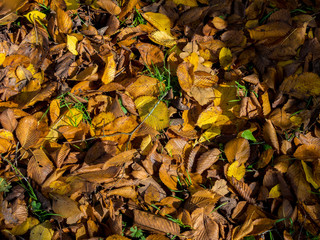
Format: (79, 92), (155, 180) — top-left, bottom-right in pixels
(0, 0), (320, 239)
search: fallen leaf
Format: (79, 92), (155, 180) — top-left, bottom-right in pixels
(30, 221), (54, 240)
(67, 35), (79, 55)
(224, 138), (250, 164)
(227, 161), (246, 181)
(135, 96), (169, 131)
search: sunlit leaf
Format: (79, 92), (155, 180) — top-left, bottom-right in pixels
(24, 10), (46, 25)
(227, 161), (245, 181)
(30, 222), (54, 240)
(142, 12), (172, 34)
(101, 53), (116, 85)
(135, 96), (169, 131)
(67, 35), (79, 55)
(219, 47), (232, 69)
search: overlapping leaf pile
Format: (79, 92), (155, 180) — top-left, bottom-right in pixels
(0, 0), (320, 239)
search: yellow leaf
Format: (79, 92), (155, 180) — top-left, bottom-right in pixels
(142, 12), (172, 34)
(30, 222), (54, 240)
(0, 53), (6, 65)
(196, 106), (222, 129)
(184, 52), (199, 70)
(301, 161), (320, 189)
(92, 112), (115, 128)
(173, 0), (198, 6)
(219, 47), (232, 69)
(280, 72), (320, 99)
(227, 161), (245, 181)
(64, 0), (80, 10)
(269, 184), (281, 198)
(63, 108), (83, 127)
(135, 96), (169, 131)
(198, 126), (221, 144)
(49, 180), (71, 195)
(101, 53), (116, 84)
(24, 10), (46, 25)
(149, 30), (177, 48)
(11, 217), (39, 236)
(67, 35), (78, 55)
(140, 134), (153, 155)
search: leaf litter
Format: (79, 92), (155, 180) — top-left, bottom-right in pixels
(0, 0), (320, 239)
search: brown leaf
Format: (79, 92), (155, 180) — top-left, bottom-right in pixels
(0, 108), (18, 132)
(133, 209), (180, 235)
(146, 234), (170, 240)
(28, 149), (54, 185)
(263, 119), (280, 153)
(96, 0), (121, 15)
(224, 138), (250, 164)
(51, 193), (83, 224)
(191, 207), (220, 240)
(136, 43), (164, 67)
(107, 186), (137, 199)
(230, 177), (255, 204)
(56, 7), (72, 34)
(195, 148), (220, 174)
(286, 161), (311, 201)
(102, 149), (137, 169)
(16, 115), (41, 149)
(177, 62), (194, 94)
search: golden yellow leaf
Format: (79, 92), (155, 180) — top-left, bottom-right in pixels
(49, 180), (71, 195)
(119, 0), (139, 19)
(149, 30), (177, 48)
(198, 126), (221, 144)
(173, 0), (198, 6)
(184, 52), (199, 70)
(30, 222), (54, 240)
(0, 138), (12, 153)
(24, 10), (46, 25)
(91, 112), (115, 128)
(126, 75), (160, 99)
(64, 0), (80, 10)
(225, 138), (250, 164)
(67, 35), (78, 55)
(101, 53), (116, 84)
(268, 184), (281, 198)
(142, 12), (172, 34)
(140, 134), (153, 155)
(219, 47), (232, 69)
(11, 217), (39, 236)
(227, 161), (245, 181)
(280, 72), (320, 99)
(49, 99), (60, 123)
(135, 96), (169, 131)
(63, 108), (83, 127)
(196, 106), (222, 129)
(56, 7), (72, 34)
(0, 53), (6, 65)
(106, 235), (131, 240)
(301, 161), (320, 189)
